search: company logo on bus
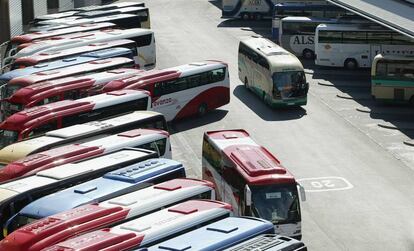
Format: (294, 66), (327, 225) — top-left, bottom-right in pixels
(324, 44), (332, 50)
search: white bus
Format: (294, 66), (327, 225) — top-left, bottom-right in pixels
(280, 17), (336, 59)
(43, 200), (232, 250)
(315, 23), (414, 69)
(238, 37), (308, 107)
(2, 178), (214, 248)
(0, 111), (168, 167)
(0, 128), (171, 182)
(8, 28), (156, 70)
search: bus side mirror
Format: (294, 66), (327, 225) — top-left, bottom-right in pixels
(245, 184), (252, 206)
(298, 183), (306, 202)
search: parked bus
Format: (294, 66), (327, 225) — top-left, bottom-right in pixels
(36, 7), (150, 30)
(224, 234), (307, 250)
(1, 56), (134, 104)
(10, 39), (137, 70)
(0, 149), (157, 234)
(33, 2), (145, 22)
(0, 90), (151, 148)
(9, 158), (185, 232)
(315, 23), (414, 69)
(271, 2), (346, 42)
(5, 68), (144, 116)
(1, 178), (213, 247)
(202, 129), (306, 239)
(371, 54), (414, 104)
(221, 0), (285, 20)
(0, 128), (170, 181)
(0, 111), (167, 166)
(43, 200), (232, 250)
(143, 217), (274, 251)
(279, 17), (337, 59)
(238, 37), (308, 107)
(104, 60), (230, 121)
(10, 28), (156, 70)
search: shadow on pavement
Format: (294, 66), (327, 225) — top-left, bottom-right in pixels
(170, 109), (229, 134)
(208, 0), (222, 10)
(233, 85), (307, 121)
(216, 18), (273, 39)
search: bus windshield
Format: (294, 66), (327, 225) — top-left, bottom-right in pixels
(272, 71), (306, 99)
(250, 184), (300, 225)
(0, 130), (19, 149)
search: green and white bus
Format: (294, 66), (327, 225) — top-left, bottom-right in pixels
(371, 54), (414, 104)
(238, 37), (308, 107)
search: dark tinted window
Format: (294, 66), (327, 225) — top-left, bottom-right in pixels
(318, 30), (342, 43)
(132, 34), (153, 47)
(342, 31), (367, 44)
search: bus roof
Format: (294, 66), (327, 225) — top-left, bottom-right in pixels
(0, 178), (212, 251)
(0, 90), (148, 131)
(0, 127), (165, 181)
(144, 217), (274, 251)
(1, 48), (133, 82)
(43, 200), (232, 250)
(241, 37), (303, 72)
(223, 234), (307, 250)
(8, 68), (143, 106)
(316, 23), (392, 31)
(7, 56), (133, 86)
(0, 111), (162, 165)
(205, 129), (296, 185)
(274, 2), (341, 10)
(11, 22), (116, 44)
(13, 39), (135, 66)
(19, 158), (184, 219)
(281, 16), (338, 23)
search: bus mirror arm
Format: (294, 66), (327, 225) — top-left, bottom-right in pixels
(245, 184), (252, 206)
(298, 183), (306, 202)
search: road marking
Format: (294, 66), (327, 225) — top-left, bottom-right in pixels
(297, 176), (353, 192)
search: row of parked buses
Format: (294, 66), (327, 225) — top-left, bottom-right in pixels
(0, 1), (307, 250)
(225, 0), (414, 105)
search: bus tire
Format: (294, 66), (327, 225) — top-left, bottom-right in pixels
(344, 58), (358, 70)
(198, 103), (208, 116)
(302, 49), (315, 60)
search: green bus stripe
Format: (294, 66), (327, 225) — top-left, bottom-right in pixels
(372, 79), (414, 88)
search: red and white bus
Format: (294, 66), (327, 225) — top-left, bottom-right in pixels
(42, 200), (232, 250)
(0, 90), (150, 148)
(103, 60), (230, 121)
(0, 128), (170, 182)
(10, 39), (137, 69)
(0, 178), (214, 248)
(202, 129), (306, 239)
(5, 68), (144, 116)
(2, 57), (134, 104)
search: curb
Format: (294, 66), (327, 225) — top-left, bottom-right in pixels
(336, 94), (353, 100)
(378, 122), (414, 130)
(318, 81), (334, 87)
(403, 139), (414, 147)
(356, 107), (371, 113)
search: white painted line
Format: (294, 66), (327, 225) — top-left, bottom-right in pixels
(297, 176), (353, 192)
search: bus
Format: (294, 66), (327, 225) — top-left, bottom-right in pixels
(271, 2), (347, 42)
(0, 128), (170, 181)
(371, 54), (414, 104)
(222, 0), (281, 20)
(43, 200), (232, 250)
(5, 68), (144, 116)
(0, 56), (134, 104)
(9, 39), (137, 70)
(1, 178), (214, 247)
(142, 217), (274, 251)
(0, 90), (151, 148)
(10, 28), (156, 70)
(279, 17), (337, 59)
(103, 60), (230, 121)
(202, 129), (306, 239)
(238, 37), (308, 107)
(9, 158), (185, 231)
(224, 234), (307, 250)
(36, 7), (151, 30)
(33, 2), (145, 22)
(315, 23), (414, 69)
(0, 111), (167, 167)
(0, 149), (157, 234)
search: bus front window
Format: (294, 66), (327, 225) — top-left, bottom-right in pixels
(4, 84), (23, 99)
(250, 184), (300, 225)
(272, 71), (306, 99)
(0, 130), (19, 149)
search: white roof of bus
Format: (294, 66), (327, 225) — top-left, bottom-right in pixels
(241, 37), (304, 71)
(168, 61), (227, 78)
(36, 149), (150, 180)
(211, 136), (258, 150)
(78, 89), (148, 109)
(316, 23), (393, 31)
(0, 175), (55, 194)
(282, 16), (337, 22)
(15, 28), (152, 58)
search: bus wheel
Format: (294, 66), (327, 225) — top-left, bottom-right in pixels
(302, 49), (314, 60)
(241, 13), (250, 20)
(198, 103), (208, 116)
(344, 58), (358, 70)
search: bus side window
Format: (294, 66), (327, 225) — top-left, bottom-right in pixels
(64, 90), (81, 100)
(210, 68), (225, 82)
(202, 138), (222, 174)
(32, 120), (58, 135)
(155, 138), (167, 156)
